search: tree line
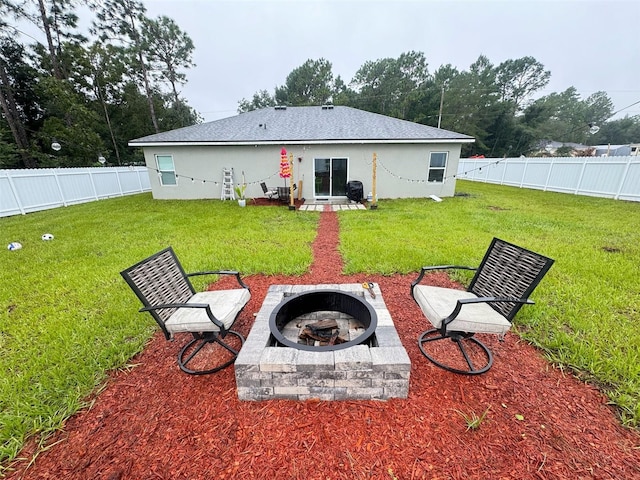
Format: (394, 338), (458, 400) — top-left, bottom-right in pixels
(0, 0), (198, 169)
(2, 1), (639, 169)
(239, 54), (640, 158)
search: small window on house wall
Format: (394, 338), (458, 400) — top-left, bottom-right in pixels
(428, 152), (448, 182)
(156, 155), (177, 186)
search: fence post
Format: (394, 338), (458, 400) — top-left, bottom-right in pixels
(52, 169), (68, 207)
(614, 156), (633, 200)
(574, 158), (588, 195)
(135, 167), (143, 192)
(115, 168), (124, 195)
(520, 157), (529, 188)
(5, 172), (26, 215)
(89, 169), (100, 200)
(543, 157), (555, 191)
(500, 159), (508, 185)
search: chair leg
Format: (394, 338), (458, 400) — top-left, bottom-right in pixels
(418, 328), (493, 375)
(177, 330), (245, 375)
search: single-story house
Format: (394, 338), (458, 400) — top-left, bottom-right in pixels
(128, 105), (474, 201)
(536, 140), (592, 157)
(593, 144), (640, 157)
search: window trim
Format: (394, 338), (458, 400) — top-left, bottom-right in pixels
(155, 154), (177, 186)
(427, 151), (448, 183)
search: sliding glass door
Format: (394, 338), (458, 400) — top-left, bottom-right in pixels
(314, 157), (348, 197)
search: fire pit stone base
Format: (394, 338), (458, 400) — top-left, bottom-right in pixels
(235, 284), (410, 401)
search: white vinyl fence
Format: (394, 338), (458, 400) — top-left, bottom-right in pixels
(457, 156), (640, 202)
(0, 167), (151, 218)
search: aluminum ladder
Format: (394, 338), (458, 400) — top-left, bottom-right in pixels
(221, 168), (235, 200)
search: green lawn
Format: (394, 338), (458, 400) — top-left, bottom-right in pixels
(1, 182), (639, 467)
(0, 195), (319, 465)
(338, 181), (640, 427)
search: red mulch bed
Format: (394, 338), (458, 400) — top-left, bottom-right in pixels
(4, 210), (639, 479)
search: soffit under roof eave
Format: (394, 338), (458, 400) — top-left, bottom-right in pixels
(128, 138), (475, 147)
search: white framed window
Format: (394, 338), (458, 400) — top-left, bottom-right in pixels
(428, 152), (448, 182)
(156, 154), (177, 186)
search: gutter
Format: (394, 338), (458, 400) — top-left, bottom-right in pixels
(128, 138), (476, 147)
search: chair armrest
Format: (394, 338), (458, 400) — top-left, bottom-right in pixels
(187, 270), (250, 292)
(442, 296), (534, 328)
(140, 303), (225, 330)
(410, 265), (476, 297)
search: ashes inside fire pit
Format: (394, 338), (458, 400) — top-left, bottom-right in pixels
(269, 290), (377, 351)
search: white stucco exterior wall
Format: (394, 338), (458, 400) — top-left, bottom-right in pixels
(141, 142), (462, 200)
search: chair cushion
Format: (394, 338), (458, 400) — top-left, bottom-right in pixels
(165, 289), (251, 334)
(413, 285), (512, 335)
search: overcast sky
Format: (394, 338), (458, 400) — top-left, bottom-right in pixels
(137, 0), (639, 123)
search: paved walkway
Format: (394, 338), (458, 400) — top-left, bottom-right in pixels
(299, 202), (367, 211)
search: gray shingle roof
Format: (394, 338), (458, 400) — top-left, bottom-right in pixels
(129, 106), (474, 145)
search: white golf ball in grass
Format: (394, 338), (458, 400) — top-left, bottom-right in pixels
(42, 233), (54, 241)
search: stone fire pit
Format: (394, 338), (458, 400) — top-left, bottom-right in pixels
(235, 283), (410, 401)
(269, 289), (378, 351)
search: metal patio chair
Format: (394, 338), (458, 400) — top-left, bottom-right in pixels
(277, 184), (297, 203)
(121, 247), (250, 375)
(410, 238), (554, 375)
(260, 182), (278, 199)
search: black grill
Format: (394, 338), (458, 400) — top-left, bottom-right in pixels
(346, 180), (364, 202)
